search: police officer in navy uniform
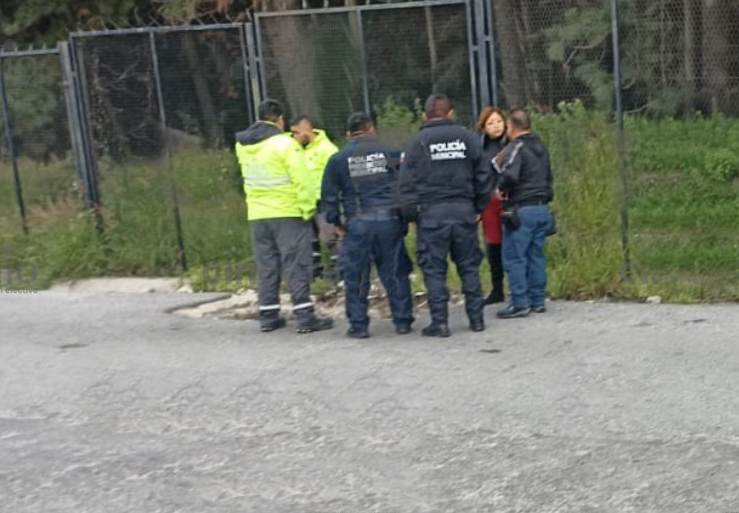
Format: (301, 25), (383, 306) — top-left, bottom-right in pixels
(321, 112), (414, 339)
(399, 94), (494, 337)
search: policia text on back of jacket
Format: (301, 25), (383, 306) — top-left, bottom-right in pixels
(321, 112), (414, 339)
(235, 99), (333, 334)
(398, 94), (495, 338)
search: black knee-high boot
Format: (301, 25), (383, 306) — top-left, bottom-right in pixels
(486, 243), (504, 304)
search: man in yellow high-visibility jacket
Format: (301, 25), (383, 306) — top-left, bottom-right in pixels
(236, 100), (333, 334)
(291, 116), (340, 283)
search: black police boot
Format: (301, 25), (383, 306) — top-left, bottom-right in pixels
(469, 319), (485, 332)
(531, 305), (546, 314)
(296, 316), (334, 334)
(347, 328), (370, 339)
(485, 290), (505, 305)
(260, 317), (287, 332)
(496, 304), (531, 319)
(421, 322), (451, 338)
(395, 323), (412, 335)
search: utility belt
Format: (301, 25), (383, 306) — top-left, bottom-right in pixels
(419, 199), (472, 212)
(350, 207), (400, 222)
(509, 198), (549, 208)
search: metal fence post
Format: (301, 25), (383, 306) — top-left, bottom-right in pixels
(356, 9), (371, 114)
(610, 0), (632, 280)
(70, 37), (104, 233)
(149, 32), (188, 272)
(0, 56), (28, 235)
(253, 17), (268, 100)
(238, 24), (256, 125)
(485, 0), (498, 106)
(473, 0), (490, 109)
(464, 0), (479, 120)
(59, 43), (89, 197)
(245, 23), (264, 106)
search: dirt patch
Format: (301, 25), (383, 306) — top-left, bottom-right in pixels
(50, 277), (184, 294)
(172, 285), (464, 321)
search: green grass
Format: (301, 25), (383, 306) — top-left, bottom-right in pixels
(622, 115), (739, 301)
(2, 102), (739, 302)
(1, 151), (251, 289)
(534, 102), (624, 299)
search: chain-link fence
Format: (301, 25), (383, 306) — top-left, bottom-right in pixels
(66, 24), (258, 274)
(2, 0), (738, 298)
(256, 0), (472, 146)
(617, 0), (739, 299)
(487, 0), (739, 300)
(361, 2), (473, 143)
(0, 47), (80, 239)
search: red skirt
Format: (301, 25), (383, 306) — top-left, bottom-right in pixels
(481, 193), (503, 245)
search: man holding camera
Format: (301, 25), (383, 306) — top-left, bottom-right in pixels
(495, 108), (554, 319)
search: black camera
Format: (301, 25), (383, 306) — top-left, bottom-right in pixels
(501, 207), (520, 230)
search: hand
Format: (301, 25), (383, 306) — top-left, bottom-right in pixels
(334, 226), (347, 237)
(476, 214), (482, 222)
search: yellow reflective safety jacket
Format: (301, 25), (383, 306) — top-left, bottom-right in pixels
(235, 121), (316, 221)
(304, 129), (338, 196)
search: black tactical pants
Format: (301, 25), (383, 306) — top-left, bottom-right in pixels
(416, 202), (484, 325)
(339, 216), (414, 331)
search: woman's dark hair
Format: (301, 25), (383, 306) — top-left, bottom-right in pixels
(476, 106), (507, 135)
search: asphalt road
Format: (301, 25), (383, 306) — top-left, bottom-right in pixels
(1, 291), (738, 512)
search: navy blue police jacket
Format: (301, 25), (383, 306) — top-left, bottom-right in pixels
(320, 135), (402, 227)
(398, 118), (494, 219)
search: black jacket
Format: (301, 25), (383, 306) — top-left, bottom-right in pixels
(399, 119), (493, 217)
(481, 134), (507, 190)
(496, 133), (553, 206)
(320, 135), (402, 226)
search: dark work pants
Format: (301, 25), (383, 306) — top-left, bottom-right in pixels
(312, 213), (340, 282)
(250, 217), (315, 325)
(486, 243), (504, 294)
(416, 202), (484, 324)
(339, 217), (414, 331)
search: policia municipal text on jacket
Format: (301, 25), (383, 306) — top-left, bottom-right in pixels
(399, 94), (495, 338)
(235, 99), (333, 334)
(494, 108), (554, 320)
(321, 112), (414, 339)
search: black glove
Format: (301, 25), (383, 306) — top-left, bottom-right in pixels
(400, 203), (420, 224)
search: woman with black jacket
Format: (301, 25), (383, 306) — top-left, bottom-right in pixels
(476, 107), (508, 304)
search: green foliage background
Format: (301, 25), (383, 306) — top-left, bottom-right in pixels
(3, 101), (739, 303)
(2, 0), (739, 302)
